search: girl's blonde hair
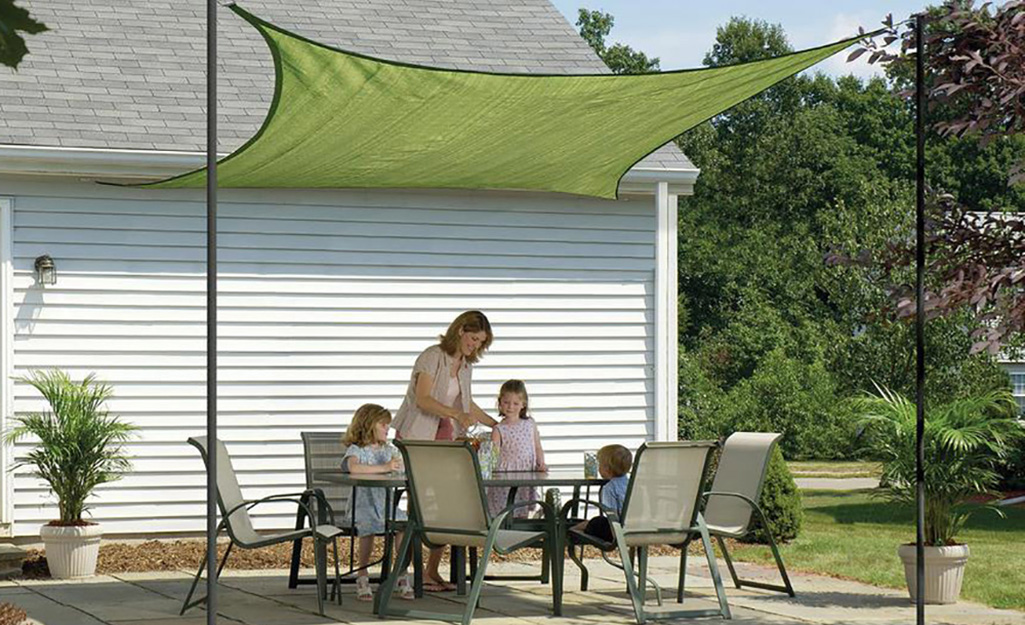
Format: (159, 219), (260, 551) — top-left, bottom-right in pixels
(438, 310), (493, 364)
(497, 379), (530, 419)
(344, 403), (392, 447)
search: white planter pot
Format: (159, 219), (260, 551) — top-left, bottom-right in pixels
(897, 543), (969, 605)
(40, 524), (102, 579)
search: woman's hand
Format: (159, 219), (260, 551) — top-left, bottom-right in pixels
(388, 458), (403, 473)
(453, 411), (475, 429)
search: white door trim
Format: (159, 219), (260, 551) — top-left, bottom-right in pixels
(0, 197), (13, 535)
(653, 182), (679, 441)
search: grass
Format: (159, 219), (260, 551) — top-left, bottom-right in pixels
(787, 461), (882, 478)
(727, 489), (1025, 611)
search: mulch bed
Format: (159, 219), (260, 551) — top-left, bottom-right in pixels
(21, 538), (687, 580)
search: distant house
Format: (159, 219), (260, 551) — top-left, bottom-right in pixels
(0, 1), (696, 537)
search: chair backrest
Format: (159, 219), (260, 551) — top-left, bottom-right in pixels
(703, 432), (782, 535)
(301, 431), (353, 528)
(187, 436), (261, 545)
(620, 441), (716, 546)
(396, 440), (489, 547)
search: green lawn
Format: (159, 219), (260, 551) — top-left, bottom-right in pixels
(727, 490), (1025, 611)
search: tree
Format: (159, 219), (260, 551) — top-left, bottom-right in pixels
(576, 9), (659, 74)
(0, 0), (47, 69)
(846, 0), (1025, 354)
(676, 16), (1014, 457)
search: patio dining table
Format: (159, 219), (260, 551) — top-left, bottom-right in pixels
(298, 468), (608, 614)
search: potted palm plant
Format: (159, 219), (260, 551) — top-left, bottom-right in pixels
(855, 385), (1022, 604)
(3, 370), (136, 579)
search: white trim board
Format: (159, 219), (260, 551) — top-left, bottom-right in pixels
(0, 196), (13, 535)
(653, 182), (679, 441)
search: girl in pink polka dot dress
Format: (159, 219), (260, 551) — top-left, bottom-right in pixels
(487, 380), (547, 518)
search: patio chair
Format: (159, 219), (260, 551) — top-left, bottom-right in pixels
(291, 432), (374, 591)
(377, 440), (561, 625)
(679, 432), (794, 600)
(180, 436), (344, 617)
(561, 441), (731, 624)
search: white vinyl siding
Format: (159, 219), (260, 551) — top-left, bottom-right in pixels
(5, 178), (659, 536)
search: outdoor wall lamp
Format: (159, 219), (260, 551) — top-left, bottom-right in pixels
(34, 254), (57, 286)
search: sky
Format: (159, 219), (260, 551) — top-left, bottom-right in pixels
(549, 1), (930, 78)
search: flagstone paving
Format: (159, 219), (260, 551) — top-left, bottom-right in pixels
(3, 556), (1022, 625)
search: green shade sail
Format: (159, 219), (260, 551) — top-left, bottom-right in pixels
(146, 5), (870, 199)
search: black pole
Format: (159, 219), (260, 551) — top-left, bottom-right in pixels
(914, 13), (926, 625)
(206, 0), (218, 623)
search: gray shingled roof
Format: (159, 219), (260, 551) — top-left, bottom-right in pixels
(0, 0), (693, 170)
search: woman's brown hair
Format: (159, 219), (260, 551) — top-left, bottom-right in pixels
(438, 310), (493, 364)
(344, 403), (392, 447)
(497, 379), (530, 419)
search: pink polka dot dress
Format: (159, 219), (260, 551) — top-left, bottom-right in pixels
(487, 418), (542, 518)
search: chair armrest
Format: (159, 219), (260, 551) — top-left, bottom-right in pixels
(304, 488), (339, 526)
(558, 497), (619, 523)
(702, 491), (759, 509)
(223, 494), (316, 528)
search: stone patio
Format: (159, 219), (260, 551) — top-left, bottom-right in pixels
(2, 555), (1022, 625)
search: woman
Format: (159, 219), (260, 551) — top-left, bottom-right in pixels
(392, 310), (498, 591)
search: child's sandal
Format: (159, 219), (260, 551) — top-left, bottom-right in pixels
(356, 575), (373, 602)
(397, 574), (415, 600)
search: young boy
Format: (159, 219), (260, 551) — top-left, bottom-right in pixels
(576, 444), (632, 542)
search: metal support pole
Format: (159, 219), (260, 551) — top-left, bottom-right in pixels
(206, 0), (218, 623)
(914, 14), (926, 625)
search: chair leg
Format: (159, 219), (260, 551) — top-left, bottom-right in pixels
(610, 522), (644, 625)
(462, 535), (498, 625)
(567, 543), (588, 591)
(180, 541), (210, 615)
(332, 537), (343, 605)
(716, 535), (742, 589)
(314, 539), (326, 616)
(766, 527), (796, 597)
(540, 539), (550, 584)
(215, 542), (233, 579)
(677, 538), (691, 604)
(697, 517), (731, 620)
(377, 528), (414, 617)
(715, 504), (796, 597)
(638, 547), (648, 607)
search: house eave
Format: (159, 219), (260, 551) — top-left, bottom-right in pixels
(0, 144), (699, 195)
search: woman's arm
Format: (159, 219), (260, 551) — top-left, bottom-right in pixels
(348, 457), (401, 474)
(469, 400), (498, 428)
(533, 423), (547, 471)
(415, 372), (473, 427)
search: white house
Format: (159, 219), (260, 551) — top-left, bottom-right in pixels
(0, 0), (696, 537)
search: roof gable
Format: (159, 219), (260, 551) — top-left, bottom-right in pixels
(0, 0), (693, 170)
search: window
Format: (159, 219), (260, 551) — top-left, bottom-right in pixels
(1012, 372), (1025, 417)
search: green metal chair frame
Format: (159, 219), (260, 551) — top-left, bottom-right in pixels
(180, 436), (344, 617)
(560, 441), (731, 624)
(679, 432), (794, 600)
(377, 440), (561, 625)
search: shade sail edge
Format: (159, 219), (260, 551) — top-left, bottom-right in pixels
(134, 4), (879, 199)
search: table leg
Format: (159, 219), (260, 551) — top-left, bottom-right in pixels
(452, 546), (467, 595)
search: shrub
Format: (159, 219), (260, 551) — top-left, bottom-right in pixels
(690, 349), (859, 460)
(998, 436), (1025, 491)
(745, 445), (803, 543)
